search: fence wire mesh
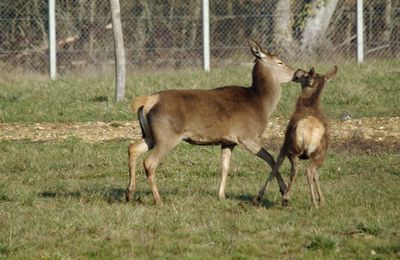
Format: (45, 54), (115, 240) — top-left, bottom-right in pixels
(0, 0), (399, 75)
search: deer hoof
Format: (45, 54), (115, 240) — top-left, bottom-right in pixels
(281, 198), (290, 207)
(126, 189), (132, 202)
(252, 196), (261, 206)
(154, 200), (164, 206)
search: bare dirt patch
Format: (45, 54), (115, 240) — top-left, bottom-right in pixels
(0, 117), (399, 153)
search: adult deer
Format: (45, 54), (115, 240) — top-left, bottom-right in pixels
(126, 40), (295, 205)
(253, 66), (338, 207)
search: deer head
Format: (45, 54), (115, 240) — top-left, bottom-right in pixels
(248, 39), (295, 83)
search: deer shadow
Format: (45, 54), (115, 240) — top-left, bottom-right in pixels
(39, 187), (153, 204)
(39, 187), (277, 207)
(230, 193), (275, 209)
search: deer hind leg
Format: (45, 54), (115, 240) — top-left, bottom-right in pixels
(126, 139), (150, 202)
(312, 167), (325, 206)
(282, 154), (298, 206)
(218, 144), (235, 199)
(253, 147), (287, 205)
(143, 136), (180, 205)
(306, 164), (318, 208)
(239, 139), (287, 197)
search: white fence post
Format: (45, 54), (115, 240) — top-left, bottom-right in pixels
(49, 0), (56, 79)
(202, 0), (210, 72)
(357, 0), (364, 63)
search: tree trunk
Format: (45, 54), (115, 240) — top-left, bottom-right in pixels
(273, 0), (297, 57)
(382, 0), (392, 43)
(301, 0), (339, 52)
(110, 0), (126, 102)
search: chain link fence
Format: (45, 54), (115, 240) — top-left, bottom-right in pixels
(0, 0), (399, 75)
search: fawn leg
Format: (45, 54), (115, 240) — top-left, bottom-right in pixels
(282, 154), (298, 206)
(312, 167), (325, 206)
(306, 165), (318, 207)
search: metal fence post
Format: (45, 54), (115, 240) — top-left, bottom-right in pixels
(49, 0), (56, 79)
(357, 0), (364, 63)
(202, 0), (210, 72)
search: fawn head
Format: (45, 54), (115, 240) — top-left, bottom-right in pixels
(292, 66), (338, 103)
(248, 39), (295, 83)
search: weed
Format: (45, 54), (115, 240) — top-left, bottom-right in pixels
(357, 221), (382, 236)
(0, 242), (11, 257)
(307, 235), (337, 252)
(92, 95), (108, 102)
(375, 243), (400, 254)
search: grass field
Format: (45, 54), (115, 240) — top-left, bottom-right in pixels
(0, 61), (399, 123)
(0, 61), (399, 258)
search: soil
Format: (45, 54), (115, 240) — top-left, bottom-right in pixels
(1, 117), (399, 153)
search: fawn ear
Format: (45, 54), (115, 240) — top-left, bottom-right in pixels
(309, 67), (315, 77)
(248, 39), (267, 59)
(324, 66), (338, 81)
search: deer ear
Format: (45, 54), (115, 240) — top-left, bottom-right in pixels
(324, 66), (338, 81)
(248, 39), (267, 59)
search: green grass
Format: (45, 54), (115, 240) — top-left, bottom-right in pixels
(0, 60), (399, 123)
(0, 140), (399, 258)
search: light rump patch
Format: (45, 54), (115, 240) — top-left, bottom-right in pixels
(131, 95), (159, 114)
(296, 116), (325, 156)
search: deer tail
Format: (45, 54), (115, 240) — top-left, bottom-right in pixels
(131, 95), (158, 148)
(137, 106), (154, 148)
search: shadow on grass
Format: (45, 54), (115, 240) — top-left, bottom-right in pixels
(39, 188), (277, 208)
(39, 188), (153, 204)
(231, 193), (275, 208)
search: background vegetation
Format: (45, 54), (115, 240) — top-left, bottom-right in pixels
(1, 61), (399, 123)
(1, 0), (399, 71)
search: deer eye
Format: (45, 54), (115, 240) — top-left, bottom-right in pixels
(276, 60), (283, 65)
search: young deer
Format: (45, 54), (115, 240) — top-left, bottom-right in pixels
(126, 40), (295, 205)
(253, 66), (338, 207)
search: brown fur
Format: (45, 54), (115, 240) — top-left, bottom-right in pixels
(126, 40), (296, 205)
(254, 66), (338, 207)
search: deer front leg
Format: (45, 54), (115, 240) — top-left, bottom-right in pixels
(253, 148), (287, 205)
(282, 154), (298, 206)
(126, 139), (149, 202)
(218, 145), (235, 199)
(239, 139), (287, 199)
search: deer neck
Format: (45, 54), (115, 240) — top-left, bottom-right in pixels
(251, 61), (282, 116)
